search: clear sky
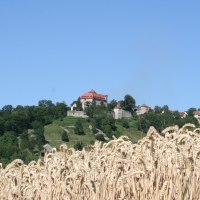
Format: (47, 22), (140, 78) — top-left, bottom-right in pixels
(0, 1), (200, 111)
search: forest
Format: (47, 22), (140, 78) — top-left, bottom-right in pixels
(0, 100), (68, 165)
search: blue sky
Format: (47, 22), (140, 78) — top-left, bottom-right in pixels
(0, 1), (200, 111)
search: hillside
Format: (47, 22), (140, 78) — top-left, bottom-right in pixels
(0, 100), (198, 167)
(44, 116), (145, 148)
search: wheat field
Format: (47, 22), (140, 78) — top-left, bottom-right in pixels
(1, 123), (200, 199)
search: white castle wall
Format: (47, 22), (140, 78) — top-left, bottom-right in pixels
(67, 111), (88, 118)
(113, 108), (132, 119)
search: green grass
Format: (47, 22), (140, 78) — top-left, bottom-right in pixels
(44, 116), (145, 149)
(115, 119), (146, 143)
(44, 116), (95, 148)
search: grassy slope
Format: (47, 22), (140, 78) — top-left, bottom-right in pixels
(44, 116), (145, 148)
(44, 117), (95, 148)
(115, 119), (146, 143)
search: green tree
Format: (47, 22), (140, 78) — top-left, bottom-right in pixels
(162, 105), (169, 112)
(0, 132), (19, 161)
(38, 100), (54, 108)
(138, 111), (161, 132)
(74, 120), (85, 135)
(31, 120), (46, 146)
(160, 110), (174, 130)
(178, 115), (199, 127)
(61, 131), (69, 142)
(0, 131), (18, 145)
(101, 117), (116, 132)
(54, 102), (68, 119)
(74, 98), (83, 111)
(0, 117), (5, 136)
(2, 105), (13, 113)
(74, 141), (83, 151)
(16, 149), (36, 164)
(103, 125), (113, 138)
(121, 119), (129, 129)
(20, 132), (30, 150)
(187, 108), (196, 116)
(154, 106), (162, 114)
(107, 99), (117, 111)
(95, 134), (106, 141)
(121, 95), (136, 113)
(0, 100), (73, 166)
(31, 121), (44, 133)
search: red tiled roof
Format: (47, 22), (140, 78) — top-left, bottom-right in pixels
(194, 111), (200, 116)
(80, 90), (107, 101)
(179, 112), (187, 117)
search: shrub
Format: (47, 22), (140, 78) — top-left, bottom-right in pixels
(122, 119), (129, 129)
(61, 131), (69, 142)
(74, 141), (83, 151)
(74, 120), (85, 135)
(113, 130), (121, 138)
(89, 140), (95, 145)
(95, 134), (106, 141)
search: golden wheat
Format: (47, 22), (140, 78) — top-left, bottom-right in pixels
(0, 124), (200, 199)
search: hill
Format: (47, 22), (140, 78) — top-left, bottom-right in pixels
(44, 116), (145, 148)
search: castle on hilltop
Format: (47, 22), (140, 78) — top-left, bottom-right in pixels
(68, 89), (132, 119)
(71, 89), (108, 111)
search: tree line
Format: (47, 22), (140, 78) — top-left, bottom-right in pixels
(0, 100), (69, 166)
(137, 106), (199, 133)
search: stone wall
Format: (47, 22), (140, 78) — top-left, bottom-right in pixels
(113, 108), (132, 119)
(67, 111), (88, 118)
(122, 110), (132, 118)
(68, 107), (131, 120)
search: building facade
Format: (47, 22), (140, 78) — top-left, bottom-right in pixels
(113, 103), (132, 119)
(179, 112), (188, 118)
(194, 111), (200, 120)
(71, 89), (108, 111)
(135, 104), (151, 115)
(80, 89), (108, 110)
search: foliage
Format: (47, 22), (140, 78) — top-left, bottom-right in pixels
(74, 141), (83, 151)
(89, 140), (95, 145)
(74, 120), (85, 135)
(95, 134), (106, 141)
(137, 106), (199, 133)
(0, 95), (199, 168)
(54, 102), (68, 119)
(86, 104), (116, 138)
(20, 132), (31, 150)
(107, 99), (117, 111)
(72, 98), (83, 111)
(187, 108), (197, 116)
(0, 100), (69, 166)
(61, 131), (69, 142)
(121, 94), (136, 113)
(121, 119), (129, 129)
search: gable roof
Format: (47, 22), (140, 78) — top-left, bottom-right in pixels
(80, 90), (107, 101)
(194, 111), (200, 116)
(179, 112), (187, 117)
